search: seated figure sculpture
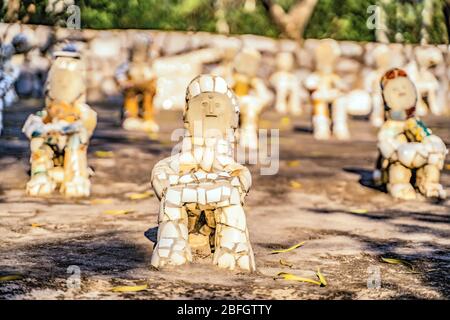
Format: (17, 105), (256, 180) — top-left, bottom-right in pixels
(269, 51), (302, 116)
(304, 39), (349, 140)
(22, 48), (97, 197)
(115, 34), (158, 132)
(150, 74), (256, 271)
(232, 48), (271, 150)
(374, 68), (447, 200)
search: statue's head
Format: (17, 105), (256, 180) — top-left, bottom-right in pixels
(314, 39), (340, 73)
(275, 51), (295, 72)
(45, 47), (86, 107)
(130, 34), (152, 63)
(184, 74), (239, 139)
(381, 68), (417, 121)
(233, 48), (261, 77)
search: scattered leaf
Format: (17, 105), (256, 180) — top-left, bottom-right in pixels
(287, 160), (301, 168)
(445, 164), (450, 170)
(316, 268), (327, 287)
(31, 223), (44, 228)
(95, 151), (114, 158)
(0, 274), (23, 282)
(381, 257), (414, 270)
(271, 241), (305, 254)
(91, 198), (114, 205)
(280, 117), (291, 127)
(279, 259), (293, 268)
(350, 209), (368, 214)
(111, 284), (148, 292)
(103, 209), (134, 216)
(289, 180), (302, 189)
(126, 191), (154, 200)
(276, 272), (322, 286)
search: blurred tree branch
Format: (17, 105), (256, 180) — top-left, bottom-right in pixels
(260, 0), (318, 41)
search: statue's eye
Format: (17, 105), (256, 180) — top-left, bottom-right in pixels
(215, 103), (221, 108)
(202, 101), (209, 108)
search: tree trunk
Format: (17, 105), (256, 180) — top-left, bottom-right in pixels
(261, 0), (318, 42)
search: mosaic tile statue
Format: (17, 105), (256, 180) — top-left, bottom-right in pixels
(150, 74), (255, 271)
(115, 34), (158, 132)
(22, 48), (97, 197)
(374, 68), (447, 200)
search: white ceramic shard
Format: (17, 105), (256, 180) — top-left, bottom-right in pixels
(214, 76), (228, 94)
(222, 205), (246, 231)
(193, 147), (204, 163)
(182, 188), (197, 202)
(179, 152), (196, 165)
(206, 187), (222, 203)
(237, 255), (250, 270)
(158, 248), (170, 258)
(197, 187), (206, 205)
(164, 205), (183, 220)
(169, 175), (179, 185)
(207, 173), (218, 180)
(160, 221), (180, 238)
(230, 187), (241, 205)
(194, 171), (207, 181)
(158, 238), (174, 248)
(231, 177), (240, 186)
(188, 81), (201, 98)
(166, 188), (182, 206)
(199, 75), (214, 92)
(179, 174), (194, 184)
(217, 252), (236, 270)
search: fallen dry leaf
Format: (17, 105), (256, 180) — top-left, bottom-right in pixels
(111, 284), (148, 292)
(103, 209), (134, 216)
(287, 160), (301, 167)
(279, 259), (293, 268)
(276, 272), (322, 286)
(31, 223), (44, 228)
(95, 151), (114, 158)
(316, 268), (327, 287)
(126, 191), (154, 200)
(290, 180), (302, 189)
(350, 209), (368, 214)
(271, 241), (305, 254)
(91, 198), (114, 205)
(0, 274), (23, 282)
(381, 257), (414, 270)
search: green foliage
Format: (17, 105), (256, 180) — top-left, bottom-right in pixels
(1, 0), (448, 43)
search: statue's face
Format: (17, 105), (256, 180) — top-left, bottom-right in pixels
(47, 57), (86, 104)
(185, 92), (235, 139)
(383, 77), (417, 120)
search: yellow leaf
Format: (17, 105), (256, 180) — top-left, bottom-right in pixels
(91, 198), (114, 205)
(103, 209), (134, 216)
(111, 284), (148, 292)
(350, 209), (368, 214)
(445, 164), (450, 170)
(0, 274), (23, 282)
(280, 117), (291, 127)
(279, 259), (293, 268)
(276, 272), (322, 286)
(290, 180), (302, 189)
(95, 151), (114, 158)
(271, 241), (305, 254)
(381, 257), (414, 270)
(148, 132), (159, 140)
(287, 160), (301, 167)
(126, 191), (153, 200)
(31, 223), (44, 228)
(316, 268), (327, 287)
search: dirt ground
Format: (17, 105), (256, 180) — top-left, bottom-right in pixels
(0, 97), (449, 300)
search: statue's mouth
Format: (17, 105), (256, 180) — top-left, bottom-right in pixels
(206, 114), (218, 117)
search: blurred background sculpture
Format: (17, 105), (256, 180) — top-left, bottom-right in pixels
(374, 68), (447, 200)
(150, 74), (255, 272)
(115, 34), (159, 132)
(0, 33), (30, 134)
(232, 48), (271, 150)
(406, 46), (444, 116)
(22, 48), (97, 197)
(304, 39), (349, 140)
(269, 51), (301, 116)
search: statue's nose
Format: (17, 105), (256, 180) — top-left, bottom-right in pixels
(208, 102), (215, 114)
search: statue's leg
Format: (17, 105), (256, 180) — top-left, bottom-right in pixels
(288, 87), (301, 116)
(151, 201), (192, 268)
(142, 88), (159, 133)
(387, 162), (416, 200)
(312, 99), (331, 140)
(332, 97), (350, 140)
(370, 92), (384, 127)
(213, 204), (256, 272)
(275, 86), (288, 114)
(122, 88), (142, 130)
(416, 164), (446, 199)
(61, 134), (90, 197)
(26, 138), (57, 196)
